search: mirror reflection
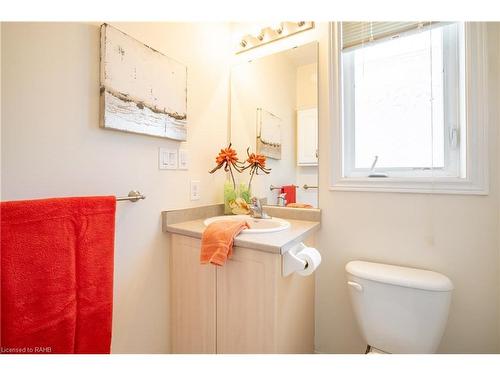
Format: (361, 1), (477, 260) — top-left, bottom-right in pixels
(230, 42), (319, 208)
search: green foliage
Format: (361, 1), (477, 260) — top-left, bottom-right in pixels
(239, 183), (251, 203)
(224, 180), (237, 202)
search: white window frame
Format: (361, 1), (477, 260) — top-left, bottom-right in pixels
(342, 24), (461, 178)
(329, 22), (489, 195)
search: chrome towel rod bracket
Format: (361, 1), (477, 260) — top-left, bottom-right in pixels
(116, 190), (146, 202)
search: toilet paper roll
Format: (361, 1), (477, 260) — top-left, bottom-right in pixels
(296, 247), (322, 276)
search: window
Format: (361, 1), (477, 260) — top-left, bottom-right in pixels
(331, 22), (489, 194)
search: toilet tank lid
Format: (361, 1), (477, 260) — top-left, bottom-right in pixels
(345, 261), (454, 291)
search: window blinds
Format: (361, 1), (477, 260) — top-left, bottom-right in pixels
(341, 22), (440, 50)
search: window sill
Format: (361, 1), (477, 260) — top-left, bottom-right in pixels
(329, 177), (488, 195)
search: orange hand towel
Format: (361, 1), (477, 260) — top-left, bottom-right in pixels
(286, 202), (313, 209)
(200, 220), (249, 266)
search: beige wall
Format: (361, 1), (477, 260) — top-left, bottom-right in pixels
(2, 21), (499, 355)
(233, 21), (500, 354)
(489, 22), (500, 346)
(1, 22), (232, 353)
(296, 62), (319, 207)
(314, 22), (500, 354)
(296, 63), (318, 110)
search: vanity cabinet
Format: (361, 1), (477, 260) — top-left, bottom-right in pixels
(296, 108), (318, 166)
(170, 234), (216, 353)
(169, 234), (315, 354)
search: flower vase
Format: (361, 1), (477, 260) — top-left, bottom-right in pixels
(224, 180), (252, 215)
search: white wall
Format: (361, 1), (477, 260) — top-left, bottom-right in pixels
(1, 22), (232, 353)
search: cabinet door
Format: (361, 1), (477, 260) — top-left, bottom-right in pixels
(216, 247), (279, 353)
(297, 108), (318, 166)
(170, 235), (216, 353)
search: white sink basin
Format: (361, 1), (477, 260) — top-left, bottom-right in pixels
(203, 215), (290, 234)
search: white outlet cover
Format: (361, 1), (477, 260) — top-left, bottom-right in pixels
(190, 180), (200, 201)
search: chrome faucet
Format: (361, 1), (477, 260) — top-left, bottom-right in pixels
(277, 193), (287, 207)
(249, 197), (271, 219)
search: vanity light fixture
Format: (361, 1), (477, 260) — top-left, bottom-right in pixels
(236, 21), (314, 54)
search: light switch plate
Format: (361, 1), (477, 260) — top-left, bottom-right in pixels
(178, 149), (189, 170)
(190, 180), (200, 201)
(159, 148), (178, 170)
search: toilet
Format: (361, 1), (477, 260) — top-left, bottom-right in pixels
(345, 260), (454, 354)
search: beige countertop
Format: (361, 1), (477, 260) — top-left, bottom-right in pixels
(163, 204), (320, 254)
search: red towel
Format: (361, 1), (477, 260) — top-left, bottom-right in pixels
(281, 185), (296, 204)
(1, 196), (116, 354)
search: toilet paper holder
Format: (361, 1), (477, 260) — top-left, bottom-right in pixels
(282, 242), (309, 277)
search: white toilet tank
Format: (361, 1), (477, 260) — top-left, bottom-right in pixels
(345, 261), (453, 354)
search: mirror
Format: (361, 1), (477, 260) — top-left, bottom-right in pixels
(230, 42), (319, 208)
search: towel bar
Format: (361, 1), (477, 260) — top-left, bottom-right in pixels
(303, 184), (318, 190)
(116, 190), (146, 202)
(269, 184), (299, 191)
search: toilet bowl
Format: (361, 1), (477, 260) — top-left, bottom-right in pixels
(345, 260), (453, 354)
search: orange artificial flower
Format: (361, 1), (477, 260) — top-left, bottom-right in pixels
(246, 153), (267, 168)
(208, 145), (272, 192)
(215, 146), (239, 166)
(241, 148), (271, 190)
(209, 143), (243, 189)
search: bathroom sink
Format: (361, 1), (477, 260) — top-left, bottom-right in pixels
(203, 215), (290, 234)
